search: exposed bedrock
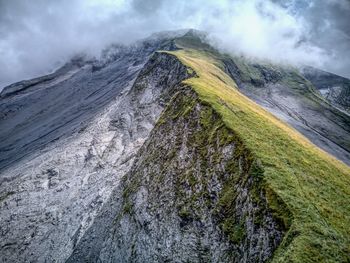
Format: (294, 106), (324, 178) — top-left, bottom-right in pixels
(0, 50), (192, 263)
(68, 88), (289, 263)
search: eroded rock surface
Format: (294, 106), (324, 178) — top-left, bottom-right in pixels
(68, 89), (287, 263)
(0, 40), (192, 262)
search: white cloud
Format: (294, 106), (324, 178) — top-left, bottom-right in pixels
(200, 0), (327, 66)
(0, 0), (349, 89)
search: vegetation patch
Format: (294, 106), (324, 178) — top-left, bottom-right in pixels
(0, 191), (15, 203)
(222, 218), (246, 244)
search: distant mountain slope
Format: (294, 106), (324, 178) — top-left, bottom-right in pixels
(0, 37), (176, 172)
(0, 30), (349, 263)
(301, 66), (350, 113)
(220, 54), (350, 166)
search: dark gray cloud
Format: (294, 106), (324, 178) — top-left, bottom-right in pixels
(301, 0), (350, 77)
(276, 0), (350, 77)
(0, 0), (349, 90)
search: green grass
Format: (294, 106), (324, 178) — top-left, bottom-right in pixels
(0, 191), (15, 203)
(165, 46), (350, 262)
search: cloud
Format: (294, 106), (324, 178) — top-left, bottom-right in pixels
(0, 0), (349, 89)
(286, 0), (350, 77)
(199, 0), (327, 66)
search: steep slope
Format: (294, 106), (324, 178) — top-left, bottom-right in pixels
(68, 87), (287, 263)
(0, 36), (177, 172)
(0, 36), (192, 262)
(1, 31), (350, 263)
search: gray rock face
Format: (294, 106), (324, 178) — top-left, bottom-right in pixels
(0, 38), (191, 262)
(68, 89), (286, 263)
(223, 58), (350, 165)
(0, 37), (177, 172)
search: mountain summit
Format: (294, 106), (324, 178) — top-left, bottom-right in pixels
(1, 30), (350, 263)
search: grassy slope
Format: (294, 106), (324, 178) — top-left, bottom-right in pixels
(165, 39), (350, 262)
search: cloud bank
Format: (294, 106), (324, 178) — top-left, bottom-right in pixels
(0, 0), (349, 89)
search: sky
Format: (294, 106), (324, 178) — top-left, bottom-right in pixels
(0, 0), (350, 89)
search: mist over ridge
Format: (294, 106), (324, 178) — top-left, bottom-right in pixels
(1, 0), (349, 89)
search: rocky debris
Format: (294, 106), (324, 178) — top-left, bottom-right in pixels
(0, 34), (180, 173)
(0, 40), (191, 262)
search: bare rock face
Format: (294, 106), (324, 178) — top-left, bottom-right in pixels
(0, 38), (192, 262)
(67, 88), (287, 263)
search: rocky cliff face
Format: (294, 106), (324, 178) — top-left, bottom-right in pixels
(0, 35), (177, 172)
(68, 88), (287, 263)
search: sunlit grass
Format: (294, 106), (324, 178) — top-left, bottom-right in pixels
(167, 47), (350, 262)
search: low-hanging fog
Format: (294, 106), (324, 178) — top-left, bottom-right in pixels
(1, 0), (349, 90)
